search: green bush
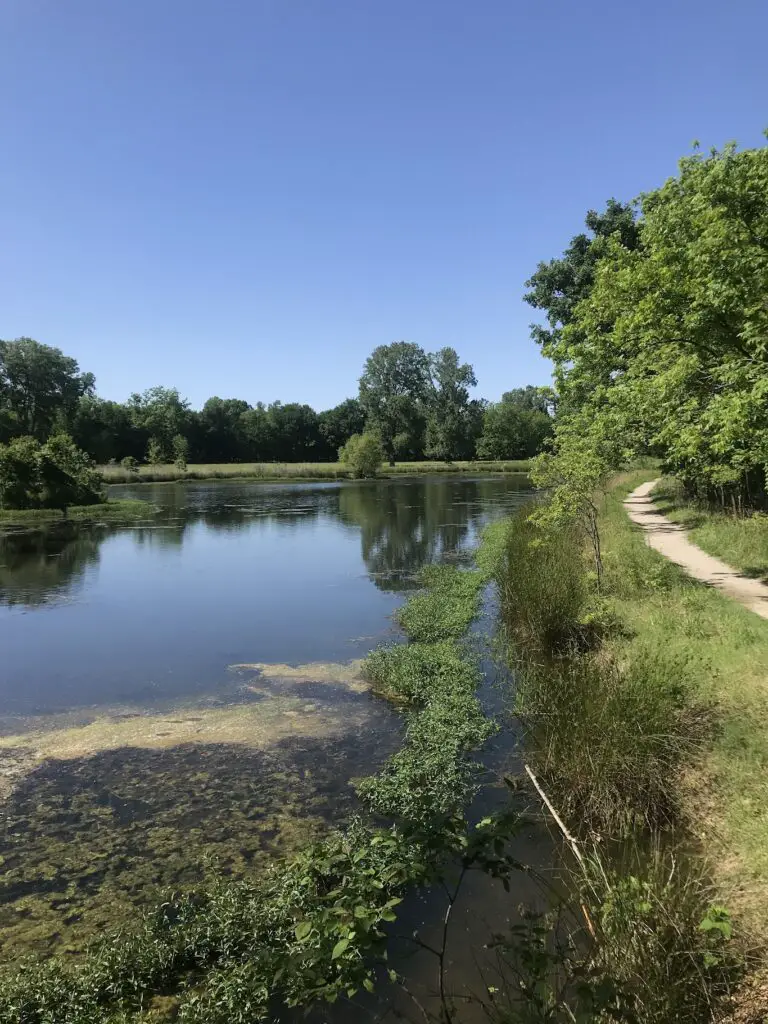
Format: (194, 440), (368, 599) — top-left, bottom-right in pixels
(146, 436), (167, 465)
(0, 434), (102, 511)
(338, 432), (383, 478)
(120, 455), (139, 472)
(172, 433), (189, 471)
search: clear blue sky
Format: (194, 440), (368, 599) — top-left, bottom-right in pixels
(2, 0), (766, 411)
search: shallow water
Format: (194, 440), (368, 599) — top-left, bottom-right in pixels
(0, 474), (534, 958)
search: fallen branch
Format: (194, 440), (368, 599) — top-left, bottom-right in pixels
(523, 763), (596, 939)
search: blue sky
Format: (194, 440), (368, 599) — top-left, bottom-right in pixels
(1, 0), (766, 411)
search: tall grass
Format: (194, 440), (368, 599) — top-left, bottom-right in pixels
(99, 460), (531, 485)
(495, 508), (586, 652)
(491, 486), (713, 835)
(514, 651), (711, 833)
(491, 842), (739, 1024)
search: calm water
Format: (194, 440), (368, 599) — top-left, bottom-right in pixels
(0, 475), (531, 715)
(0, 474), (538, 964)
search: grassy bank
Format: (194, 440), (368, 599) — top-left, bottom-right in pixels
(0, 500), (155, 531)
(488, 469), (768, 1018)
(654, 476), (768, 583)
(0, 561), (496, 1022)
(99, 459), (530, 485)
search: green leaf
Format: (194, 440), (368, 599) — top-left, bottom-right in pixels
(332, 938), (350, 959)
(294, 921), (312, 942)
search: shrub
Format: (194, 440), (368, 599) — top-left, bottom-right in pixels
(120, 455), (139, 473)
(172, 434), (189, 471)
(146, 436), (167, 465)
(0, 434), (102, 511)
(338, 432), (383, 478)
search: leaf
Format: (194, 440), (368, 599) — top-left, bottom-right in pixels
(294, 921), (312, 942)
(332, 938), (350, 959)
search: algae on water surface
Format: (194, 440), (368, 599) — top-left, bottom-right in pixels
(0, 662), (401, 960)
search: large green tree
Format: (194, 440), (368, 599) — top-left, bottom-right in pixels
(425, 348), (477, 462)
(524, 199), (641, 370)
(538, 140), (768, 507)
(0, 338), (95, 441)
(476, 389), (552, 460)
(127, 387), (191, 461)
(196, 397), (251, 462)
(319, 398), (366, 458)
(359, 342), (431, 464)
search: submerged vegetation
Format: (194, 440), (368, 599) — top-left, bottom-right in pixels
(0, 555), (499, 1021)
(0, 498), (153, 531)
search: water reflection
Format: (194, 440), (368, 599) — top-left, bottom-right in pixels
(0, 527), (104, 607)
(0, 475), (529, 606)
(0, 475), (531, 715)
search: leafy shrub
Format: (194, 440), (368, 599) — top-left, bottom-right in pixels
(338, 432), (384, 478)
(172, 433), (189, 471)
(0, 434), (102, 511)
(120, 455), (139, 472)
(146, 436), (167, 465)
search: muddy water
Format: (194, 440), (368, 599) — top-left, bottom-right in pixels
(0, 474), (534, 960)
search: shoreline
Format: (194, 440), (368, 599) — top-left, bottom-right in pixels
(99, 459), (531, 486)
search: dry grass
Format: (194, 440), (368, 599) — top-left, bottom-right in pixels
(99, 459), (531, 484)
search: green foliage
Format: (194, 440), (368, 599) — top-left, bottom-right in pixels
(425, 347), (479, 462)
(359, 341), (432, 463)
(0, 337), (95, 441)
(492, 847), (739, 1024)
(171, 433), (189, 470)
(129, 387), (191, 456)
(338, 432), (384, 478)
(477, 390), (553, 460)
(524, 198), (641, 365)
(146, 436), (167, 465)
(318, 398), (366, 455)
(120, 455), (139, 473)
(0, 434), (102, 511)
(538, 141), (768, 509)
(396, 564), (485, 642)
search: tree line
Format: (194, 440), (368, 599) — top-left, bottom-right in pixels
(526, 136), (768, 527)
(0, 337), (552, 468)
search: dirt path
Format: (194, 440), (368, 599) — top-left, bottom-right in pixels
(624, 479), (768, 620)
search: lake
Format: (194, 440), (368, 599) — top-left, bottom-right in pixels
(0, 474), (534, 961)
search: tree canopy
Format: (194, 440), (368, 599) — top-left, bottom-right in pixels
(530, 138), (768, 515)
(0, 338), (94, 442)
(0, 338), (551, 467)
